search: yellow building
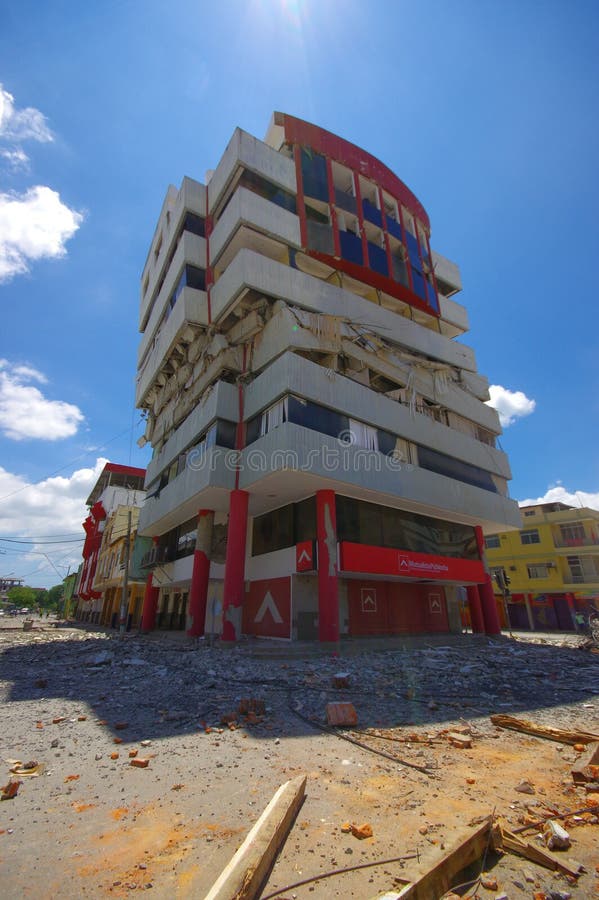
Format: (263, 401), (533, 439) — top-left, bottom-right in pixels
(485, 501), (599, 630)
(94, 506), (146, 630)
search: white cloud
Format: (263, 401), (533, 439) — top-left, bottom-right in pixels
(0, 85), (53, 144)
(0, 458), (108, 585)
(519, 482), (599, 512)
(486, 384), (536, 427)
(0, 359), (84, 440)
(0, 148), (29, 171)
(0, 185), (83, 282)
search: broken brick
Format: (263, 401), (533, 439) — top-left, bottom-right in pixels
(350, 822), (373, 839)
(447, 732), (472, 749)
(128, 749), (138, 758)
(326, 702), (358, 727)
(113, 738), (123, 744)
(1, 780), (22, 800)
(130, 758), (149, 768)
(64, 774), (80, 783)
(110, 752), (119, 760)
(114, 722), (128, 730)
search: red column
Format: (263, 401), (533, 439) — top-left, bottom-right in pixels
(221, 490), (249, 643)
(140, 572), (159, 633)
(316, 489), (339, 643)
(467, 585), (485, 633)
(474, 525), (502, 636)
(187, 509), (214, 638)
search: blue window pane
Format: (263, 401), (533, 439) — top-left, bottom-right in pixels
(301, 148), (328, 201)
(411, 268), (426, 299)
(406, 232), (422, 271)
(426, 279), (439, 312)
(387, 218), (402, 241)
(339, 230), (363, 265)
(362, 199), (382, 227)
(368, 242), (389, 277)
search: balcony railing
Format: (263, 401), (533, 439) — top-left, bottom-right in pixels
(564, 572), (599, 584)
(140, 546), (170, 568)
(553, 535), (599, 548)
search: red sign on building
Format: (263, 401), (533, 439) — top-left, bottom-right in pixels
(296, 541), (315, 572)
(243, 577), (291, 639)
(339, 542), (485, 584)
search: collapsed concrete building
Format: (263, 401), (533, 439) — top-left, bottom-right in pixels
(135, 112), (521, 642)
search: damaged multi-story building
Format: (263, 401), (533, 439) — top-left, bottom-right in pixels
(135, 112), (521, 643)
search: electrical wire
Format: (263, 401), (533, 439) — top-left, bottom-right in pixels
(0, 537), (85, 545)
(260, 851), (420, 900)
(288, 694), (435, 776)
(0, 418), (144, 504)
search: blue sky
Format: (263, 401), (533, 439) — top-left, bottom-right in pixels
(0, 0), (598, 587)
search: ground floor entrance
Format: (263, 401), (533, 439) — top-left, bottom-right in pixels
(347, 580), (449, 636)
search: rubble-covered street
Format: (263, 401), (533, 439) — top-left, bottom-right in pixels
(1, 618), (598, 899)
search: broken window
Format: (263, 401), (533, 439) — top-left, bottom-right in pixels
(416, 445), (498, 494)
(260, 398), (288, 436)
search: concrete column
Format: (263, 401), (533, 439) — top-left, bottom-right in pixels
(467, 585), (485, 633)
(474, 525), (502, 636)
(479, 574), (502, 635)
(187, 509), (214, 637)
(316, 489), (339, 644)
(525, 593), (535, 631)
(140, 571), (159, 632)
(221, 490), (249, 643)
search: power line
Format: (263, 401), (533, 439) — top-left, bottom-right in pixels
(0, 417), (144, 504)
(0, 537), (85, 545)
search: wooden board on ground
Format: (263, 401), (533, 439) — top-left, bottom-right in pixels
(497, 827), (581, 879)
(205, 774), (306, 900)
(490, 714), (599, 745)
(370, 817), (494, 900)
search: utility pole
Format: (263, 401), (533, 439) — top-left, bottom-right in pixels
(119, 510), (132, 635)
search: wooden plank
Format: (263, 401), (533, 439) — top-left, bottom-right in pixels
(490, 714), (599, 746)
(499, 827), (580, 879)
(205, 775), (306, 900)
(371, 818), (493, 900)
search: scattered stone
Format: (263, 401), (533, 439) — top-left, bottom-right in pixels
(515, 780), (536, 795)
(350, 822), (372, 839)
(481, 875), (498, 890)
(130, 758), (150, 768)
(543, 820), (571, 850)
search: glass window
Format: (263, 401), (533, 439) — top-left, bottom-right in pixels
(183, 212), (205, 237)
(485, 535), (500, 549)
(527, 564), (549, 579)
(520, 529), (540, 545)
(301, 148), (328, 201)
(417, 445), (498, 493)
(215, 419), (237, 449)
(252, 504), (294, 556)
(287, 396), (349, 440)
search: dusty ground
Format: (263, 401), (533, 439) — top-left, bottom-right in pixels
(0, 618), (597, 899)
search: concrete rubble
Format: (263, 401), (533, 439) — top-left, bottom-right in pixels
(0, 619), (597, 897)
